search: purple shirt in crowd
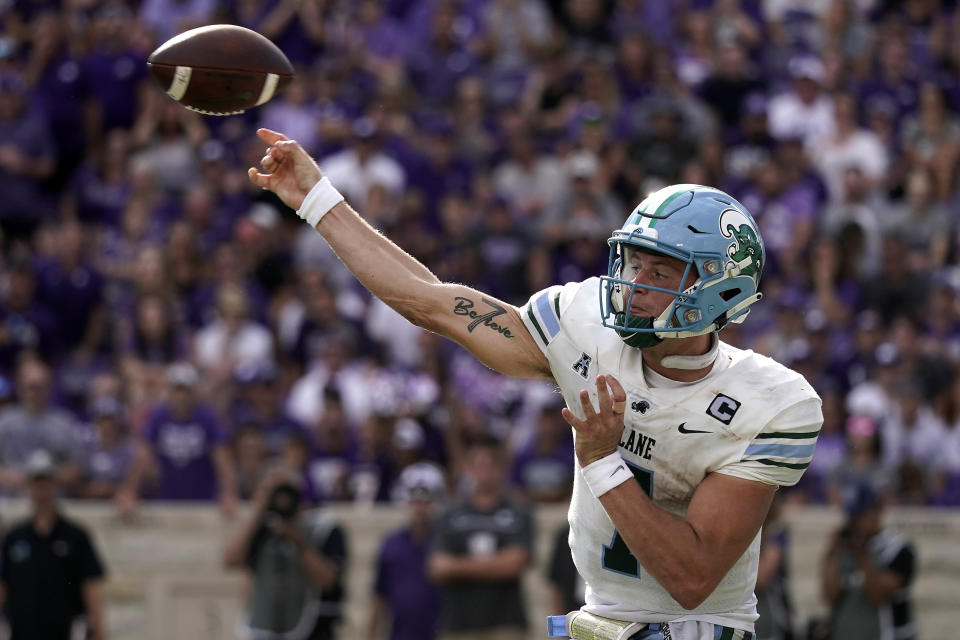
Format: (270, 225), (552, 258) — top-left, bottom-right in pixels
(70, 164), (132, 227)
(0, 109), (56, 221)
(374, 527), (442, 640)
(0, 301), (61, 376)
(238, 0), (319, 67)
(29, 52), (91, 158)
(35, 260), (104, 352)
(83, 47), (147, 131)
(144, 403), (225, 500)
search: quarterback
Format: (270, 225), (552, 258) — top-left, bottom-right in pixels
(249, 129), (822, 640)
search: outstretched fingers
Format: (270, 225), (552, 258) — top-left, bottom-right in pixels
(257, 128), (289, 144)
(561, 406), (585, 430)
(579, 388), (598, 420)
(565, 377), (629, 466)
(564, 376), (629, 425)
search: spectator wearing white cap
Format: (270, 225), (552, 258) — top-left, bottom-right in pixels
(0, 450), (108, 640)
(128, 362), (237, 514)
(368, 462), (446, 640)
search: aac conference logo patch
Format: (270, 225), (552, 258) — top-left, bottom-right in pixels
(571, 352), (592, 379)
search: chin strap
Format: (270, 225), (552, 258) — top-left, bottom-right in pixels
(659, 333), (719, 370)
(614, 313), (663, 348)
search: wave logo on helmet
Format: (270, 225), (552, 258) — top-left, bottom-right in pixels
(719, 208), (762, 279)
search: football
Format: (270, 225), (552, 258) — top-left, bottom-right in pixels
(147, 24), (295, 116)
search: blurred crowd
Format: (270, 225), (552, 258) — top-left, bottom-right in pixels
(1, 0), (960, 518)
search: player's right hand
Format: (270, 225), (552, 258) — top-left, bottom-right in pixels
(248, 128), (324, 211)
(562, 374), (628, 466)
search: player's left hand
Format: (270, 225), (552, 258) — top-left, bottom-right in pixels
(562, 374), (627, 466)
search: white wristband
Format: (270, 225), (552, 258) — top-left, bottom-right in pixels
(582, 452), (632, 498)
(297, 176), (344, 227)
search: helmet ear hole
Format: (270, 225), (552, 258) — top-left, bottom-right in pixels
(719, 288), (741, 301)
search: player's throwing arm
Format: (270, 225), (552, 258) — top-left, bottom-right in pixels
(248, 129), (552, 381)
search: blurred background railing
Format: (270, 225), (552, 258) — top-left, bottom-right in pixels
(1, 502), (957, 640)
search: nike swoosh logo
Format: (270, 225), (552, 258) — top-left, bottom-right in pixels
(609, 464), (625, 478)
(678, 423), (711, 434)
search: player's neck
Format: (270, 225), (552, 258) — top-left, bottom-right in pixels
(641, 334), (716, 382)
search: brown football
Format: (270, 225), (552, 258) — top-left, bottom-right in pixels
(147, 24), (295, 116)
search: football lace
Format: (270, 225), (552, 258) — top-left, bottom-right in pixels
(184, 105), (247, 116)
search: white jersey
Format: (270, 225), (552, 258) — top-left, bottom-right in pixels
(521, 278), (822, 629)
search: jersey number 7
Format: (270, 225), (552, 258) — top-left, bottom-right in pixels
(601, 462), (653, 578)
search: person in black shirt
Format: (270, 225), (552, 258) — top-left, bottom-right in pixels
(821, 483), (916, 640)
(0, 449), (108, 640)
(428, 436), (533, 640)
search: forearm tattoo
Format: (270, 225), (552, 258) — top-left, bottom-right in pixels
(452, 296), (515, 338)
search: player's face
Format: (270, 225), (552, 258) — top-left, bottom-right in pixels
(621, 247), (695, 318)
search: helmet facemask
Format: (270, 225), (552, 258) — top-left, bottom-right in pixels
(601, 233), (763, 346)
(600, 185), (766, 350)
(604, 243), (704, 348)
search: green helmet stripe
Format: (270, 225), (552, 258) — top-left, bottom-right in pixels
(627, 185), (717, 229)
(651, 189), (689, 220)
